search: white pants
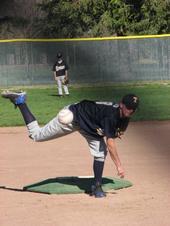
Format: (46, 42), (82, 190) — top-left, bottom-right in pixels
(27, 108), (107, 159)
(56, 75), (69, 95)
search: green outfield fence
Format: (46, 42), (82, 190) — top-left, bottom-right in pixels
(0, 34), (170, 87)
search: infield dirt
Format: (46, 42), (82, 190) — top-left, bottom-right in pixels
(1, 121), (170, 226)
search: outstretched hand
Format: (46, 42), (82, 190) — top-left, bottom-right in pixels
(117, 166), (125, 178)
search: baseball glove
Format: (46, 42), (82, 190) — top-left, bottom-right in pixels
(62, 77), (69, 85)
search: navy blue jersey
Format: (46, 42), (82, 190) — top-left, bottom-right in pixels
(69, 100), (129, 139)
(52, 60), (69, 77)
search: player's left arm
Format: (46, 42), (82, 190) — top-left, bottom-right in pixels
(106, 137), (125, 178)
(64, 63), (69, 78)
(65, 69), (68, 78)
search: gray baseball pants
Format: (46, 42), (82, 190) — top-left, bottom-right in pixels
(26, 108), (107, 160)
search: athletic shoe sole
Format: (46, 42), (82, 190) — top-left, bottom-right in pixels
(1, 90), (26, 105)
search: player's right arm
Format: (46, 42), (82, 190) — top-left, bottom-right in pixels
(52, 63), (57, 81)
(106, 137), (125, 178)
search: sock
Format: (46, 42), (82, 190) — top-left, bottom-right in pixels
(18, 103), (36, 125)
(93, 159), (105, 186)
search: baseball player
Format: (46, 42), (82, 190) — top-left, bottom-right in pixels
(52, 52), (69, 97)
(1, 90), (139, 198)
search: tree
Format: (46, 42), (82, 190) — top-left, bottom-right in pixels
(38, 0), (170, 38)
(125, 0), (170, 35)
(0, 0), (169, 38)
(0, 0), (43, 38)
(37, 0), (113, 38)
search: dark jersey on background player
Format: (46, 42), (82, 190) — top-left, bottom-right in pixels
(52, 58), (69, 77)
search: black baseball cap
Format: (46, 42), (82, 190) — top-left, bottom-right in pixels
(57, 52), (62, 58)
(122, 94), (139, 111)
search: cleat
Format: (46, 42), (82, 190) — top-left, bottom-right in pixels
(1, 90), (26, 106)
(90, 183), (106, 198)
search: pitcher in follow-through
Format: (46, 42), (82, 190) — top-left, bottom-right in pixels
(1, 90), (139, 198)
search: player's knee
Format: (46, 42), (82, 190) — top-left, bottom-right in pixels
(94, 156), (105, 162)
(58, 109), (73, 124)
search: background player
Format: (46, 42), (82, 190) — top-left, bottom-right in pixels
(1, 90), (139, 198)
(52, 52), (69, 97)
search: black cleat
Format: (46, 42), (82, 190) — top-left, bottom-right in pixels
(90, 183), (106, 198)
(1, 90), (26, 106)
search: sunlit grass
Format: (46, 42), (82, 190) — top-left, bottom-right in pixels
(0, 83), (170, 126)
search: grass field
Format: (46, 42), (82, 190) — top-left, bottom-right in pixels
(1, 83), (170, 126)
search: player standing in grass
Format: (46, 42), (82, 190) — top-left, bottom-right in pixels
(52, 52), (69, 97)
(1, 90), (139, 198)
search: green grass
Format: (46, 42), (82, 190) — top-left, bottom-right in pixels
(1, 83), (170, 126)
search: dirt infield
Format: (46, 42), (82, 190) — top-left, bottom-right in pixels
(1, 121), (170, 226)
